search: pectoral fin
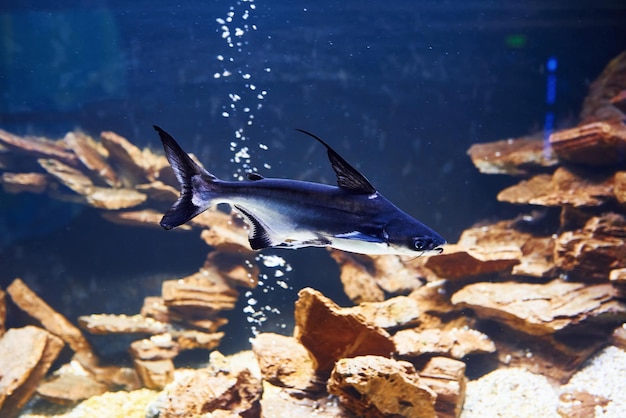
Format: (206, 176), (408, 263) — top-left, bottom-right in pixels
(234, 205), (280, 250)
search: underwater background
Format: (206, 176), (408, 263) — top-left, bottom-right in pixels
(1, 0), (626, 358)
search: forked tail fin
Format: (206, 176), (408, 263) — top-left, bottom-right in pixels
(154, 125), (217, 229)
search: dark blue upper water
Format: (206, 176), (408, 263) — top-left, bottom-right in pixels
(1, 0), (625, 353)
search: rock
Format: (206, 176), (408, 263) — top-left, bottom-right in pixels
(135, 180), (179, 202)
(86, 187), (147, 209)
(38, 158), (93, 196)
(614, 171), (626, 204)
(63, 131), (120, 187)
(408, 281), (455, 314)
(64, 388), (159, 418)
(343, 296), (421, 330)
(550, 120), (626, 165)
(0, 129), (78, 166)
(419, 357), (467, 418)
(161, 269), (239, 312)
(611, 268), (626, 297)
(328, 355), (437, 418)
(558, 391), (610, 418)
(140, 296), (228, 333)
(205, 251), (259, 289)
(451, 280), (626, 335)
(1, 172), (48, 194)
(7, 278), (94, 360)
(498, 166), (614, 207)
(261, 381), (355, 418)
(174, 329), (223, 351)
(78, 313), (169, 335)
(133, 359), (175, 390)
(0, 288), (5, 337)
(467, 134), (557, 176)
(36, 373), (109, 405)
(393, 327), (495, 359)
(101, 209), (184, 229)
(130, 334), (180, 360)
(197, 210), (253, 253)
(330, 252), (435, 304)
(611, 323), (626, 349)
(294, 288), (395, 376)
(251, 333), (320, 392)
(146, 351), (262, 418)
(580, 51), (626, 124)
(425, 244), (520, 280)
(512, 236), (556, 278)
(329, 251), (385, 303)
(611, 89), (626, 114)
(100, 131), (151, 186)
(554, 213), (626, 280)
(0, 326), (65, 418)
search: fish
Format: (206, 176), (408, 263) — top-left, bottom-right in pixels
(154, 125), (446, 256)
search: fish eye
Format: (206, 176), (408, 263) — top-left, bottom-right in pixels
(413, 237), (431, 251)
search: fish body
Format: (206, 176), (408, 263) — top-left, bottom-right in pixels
(155, 125), (445, 256)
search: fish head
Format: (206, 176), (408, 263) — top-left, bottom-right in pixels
(385, 219), (446, 256)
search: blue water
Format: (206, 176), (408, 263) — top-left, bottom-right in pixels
(1, 0), (625, 353)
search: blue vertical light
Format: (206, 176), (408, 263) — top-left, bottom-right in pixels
(543, 56), (558, 158)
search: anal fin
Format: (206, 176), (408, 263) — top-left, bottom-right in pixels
(234, 205), (278, 250)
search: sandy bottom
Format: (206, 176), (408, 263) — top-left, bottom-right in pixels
(462, 345), (626, 418)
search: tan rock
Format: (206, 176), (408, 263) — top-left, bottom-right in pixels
(497, 166), (614, 207)
(206, 251), (259, 289)
(408, 281), (455, 314)
(328, 355), (437, 418)
(0, 326), (65, 418)
(555, 213), (626, 280)
(251, 333), (320, 392)
(1, 172), (48, 194)
(614, 171), (626, 204)
(343, 296), (421, 330)
(294, 288), (395, 376)
(147, 359), (262, 418)
(161, 269), (239, 312)
(419, 357), (467, 418)
(101, 209), (182, 229)
(36, 373), (109, 405)
(451, 280), (626, 335)
(467, 134), (557, 176)
(130, 334), (180, 360)
(38, 158), (93, 196)
(611, 323), (626, 349)
(174, 329), (223, 351)
(7, 278), (94, 359)
(558, 391), (610, 418)
(261, 381), (355, 418)
(78, 313), (169, 335)
(135, 180), (179, 202)
(140, 296), (228, 332)
(100, 131), (150, 186)
(329, 251), (385, 303)
(86, 187), (147, 209)
(197, 210), (253, 252)
(64, 131), (120, 187)
(512, 236), (556, 278)
(550, 120), (626, 166)
(611, 89), (626, 113)
(393, 327), (495, 359)
(0, 128), (78, 165)
(425, 244), (519, 280)
(580, 51), (626, 123)
(0, 287), (5, 337)
(134, 359), (174, 390)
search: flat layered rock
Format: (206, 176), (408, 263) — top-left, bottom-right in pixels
(134, 359), (174, 390)
(419, 357), (467, 418)
(550, 120), (626, 165)
(328, 355), (437, 418)
(498, 166), (614, 207)
(554, 213), (626, 280)
(0, 129), (78, 165)
(580, 51), (626, 123)
(0, 326), (64, 418)
(85, 187), (147, 210)
(7, 278), (94, 358)
(451, 280), (626, 335)
(38, 158), (93, 196)
(100, 131), (151, 185)
(251, 333), (320, 392)
(161, 269), (239, 312)
(36, 373), (109, 405)
(393, 327), (495, 359)
(467, 135), (557, 176)
(130, 334), (180, 361)
(1, 172), (48, 194)
(294, 288), (395, 376)
(64, 132), (119, 187)
(78, 313), (169, 335)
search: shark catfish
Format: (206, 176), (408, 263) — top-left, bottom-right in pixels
(155, 125), (445, 256)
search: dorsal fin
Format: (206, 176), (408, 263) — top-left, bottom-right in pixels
(295, 129), (376, 194)
(247, 172), (264, 181)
